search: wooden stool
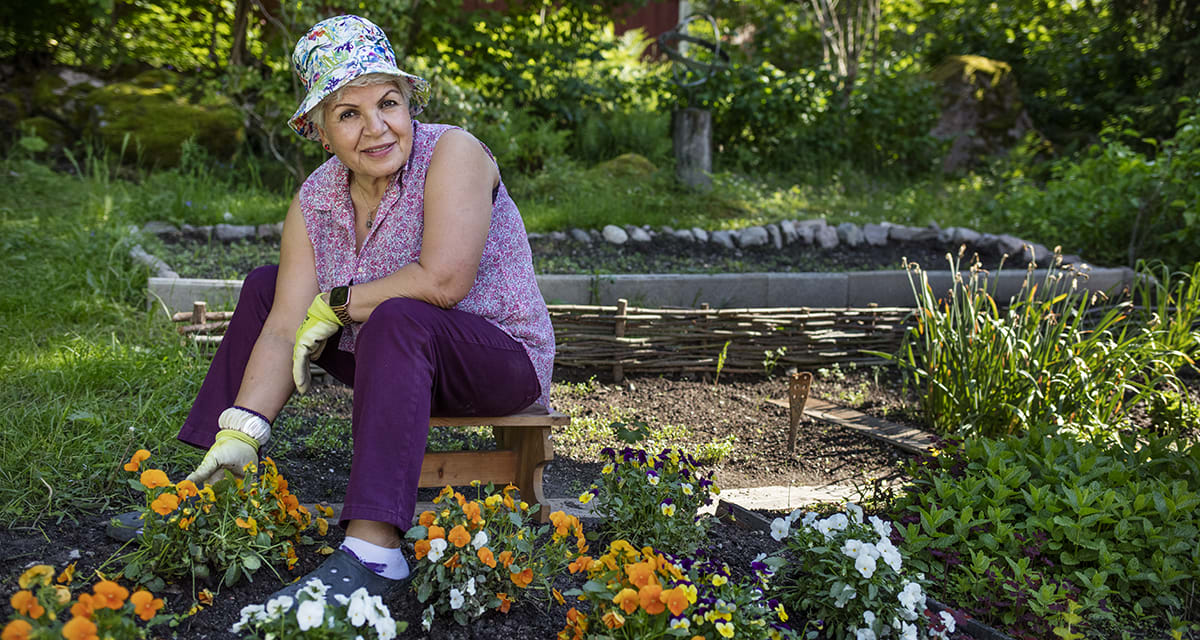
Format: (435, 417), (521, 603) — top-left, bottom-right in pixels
(420, 406), (569, 523)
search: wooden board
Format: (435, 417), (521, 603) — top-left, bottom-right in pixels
(418, 450), (520, 487)
(430, 409), (570, 428)
(768, 397), (934, 455)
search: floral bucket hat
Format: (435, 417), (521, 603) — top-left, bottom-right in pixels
(288, 14), (430, 140)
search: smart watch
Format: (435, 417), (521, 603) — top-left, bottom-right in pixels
(329, 285), (352, 325)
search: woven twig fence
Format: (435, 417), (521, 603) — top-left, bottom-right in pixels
(550, 299), (914, 382)
(174, 300), (917, 379)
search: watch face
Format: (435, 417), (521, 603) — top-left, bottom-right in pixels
(329, 286), (349, 307)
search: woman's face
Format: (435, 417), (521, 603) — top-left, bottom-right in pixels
(318, 82), (413, 181)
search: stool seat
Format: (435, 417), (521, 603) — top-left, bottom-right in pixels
(420, 408), (568, 522)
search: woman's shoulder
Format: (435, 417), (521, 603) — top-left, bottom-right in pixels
(298, 155), (348, 204)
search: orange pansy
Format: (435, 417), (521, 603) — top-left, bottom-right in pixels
(568, 555), (593, 574)
(448, 525), (470, 548)
(9, 591), (43, 619)
(462, 501), (481, 525)
(612, 588), (639, 615)
(70, 593), (94, 618)
(639, 584), (665, 615)
(151, 493), (180, 516)
(496, 592), (512, 613)
(139, 469), (169, 489)
(661, 586), (690, 617)
(625, 561), (658, 589)
(414, 539), (431, 560)
(418, 511), (436, 527)
(602, 610), (626, 629)
(130, 590), (164, 621)
(1, 619), (32, 640)
(477, 547), (496, 568)
(61, 616), (98, 640)
(427, 525), (446, 540)
(92, 580), (128, 610)
(123, 449), (151, 472)
(510, 567), (533, 588)
(497, 550), (514, 568)
(175, 479), (199, 499)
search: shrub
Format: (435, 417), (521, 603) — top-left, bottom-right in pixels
(768, 506), (957, 640)
(404, 483), (586, 629)
(116, 450), (316, 590)
(578, 446), (718, 552)
(895, 426), (1200, 637)
(2, 564), (166, 639)
(890, 252), (1192, 438)
(232, 579), (406, 639)
(560, 539), (796, 639)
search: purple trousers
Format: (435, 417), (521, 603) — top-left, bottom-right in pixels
(177, 265), (541, 530)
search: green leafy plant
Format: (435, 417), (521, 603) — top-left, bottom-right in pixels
(714, 340), (732, 386)
(768, 505), (958, 640)
(2, 564), (167, 640)
(560, 539), (797, 639)
(888, 251), (1192, 438)
(578, 446), (718, 552)
(232, 578), (406, 639)
(115, 450), (317, 591)
(894, 425), (1200, 636)
(404, 483), (585, 629)
(762, 346), (788, 378)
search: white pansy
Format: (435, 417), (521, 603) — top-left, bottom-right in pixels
(801, 511), (819, 528)
(472, 530), (489, 550)
(863, 610), (876, 626)
(266, 595), (294, 617)
(898, 582), (925, 615)
(333, 594), (350, 606)
(428, 537), (448, 562)
(449, 588), (465, 610)
(375, 615), (398, 640)
(770, 517), (791, 541)
(854, 553), (877, 579)
(859, 541), (880, 559)
(869, 515), (892, 540)
(296, 598), (325, 631)
(347, 591), (370, 627)
(845, 503), (864, 524)
(876, 538), (903, 572)
(232, 604), (264, 632)
(421, 605), (435, 632)
(899, 621), (918, 640)
(300, 578), (329, 601)
(855, 628), (876, 640)
(841, 538), (865, 558)
(466, 576), (477, 596)
(939, 610), (956, 633)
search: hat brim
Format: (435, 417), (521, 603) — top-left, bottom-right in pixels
(288, 64), (430, 141)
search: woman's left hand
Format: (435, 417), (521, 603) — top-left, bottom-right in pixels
(292, 293), (342, 393)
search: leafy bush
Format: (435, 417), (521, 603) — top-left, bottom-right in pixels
(769, 506), (957, 640)
(116, 451), (316, 590)
(578, 446), (718, 552)
(560, 539), (796, 639)
(2, 564), (166, 640)
(404, 483), (585, 629)
(895, 427), (1200, 637)
(233, 579), (406, 639)
(890, 253), (1192, 438)
(985, 103), (1200, 268)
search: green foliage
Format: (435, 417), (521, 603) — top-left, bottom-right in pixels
(895, 425), (1200, 636)
(888, 253), (1194, 438)
(580, 446), (718, 552)
(984, 104), (1200, 268)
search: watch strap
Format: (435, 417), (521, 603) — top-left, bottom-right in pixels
(330, 286), (352, 325)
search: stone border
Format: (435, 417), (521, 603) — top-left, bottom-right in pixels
(131, 219), (1131, 313)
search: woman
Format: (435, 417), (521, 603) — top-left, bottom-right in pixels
(179, 14), (554, 598)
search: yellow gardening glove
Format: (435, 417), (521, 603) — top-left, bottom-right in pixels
(186, 430), (260, 486)
(292, 292), (342, 394)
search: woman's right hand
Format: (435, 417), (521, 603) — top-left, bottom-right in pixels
(186, 430), (260, 485)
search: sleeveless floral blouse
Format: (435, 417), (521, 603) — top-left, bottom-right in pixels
(298, 122), (554, 407)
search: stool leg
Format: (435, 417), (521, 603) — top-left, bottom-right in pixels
(495, 425), (553, 523)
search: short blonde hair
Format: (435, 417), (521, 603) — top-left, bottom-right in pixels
(311, 72), (413, 132)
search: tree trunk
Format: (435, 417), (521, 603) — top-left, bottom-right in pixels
(673, 107), (713, 192)
(230, 0), (252, 66)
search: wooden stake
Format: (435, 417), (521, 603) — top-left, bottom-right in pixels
(191, 301), (207, 326)
(613, 298), (628, 383)
(788, 371), (812, 453)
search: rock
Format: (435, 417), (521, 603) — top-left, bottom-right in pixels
(83, 70), (244, 166)
(569, 228), (592, 244)
(1023, 242), (1054, 265)
(602, 225), (628, 245)
(889, 225), (940, 242)
(256, 222), (284, 240)
(836, 222), (864, 247)
(672, 229), (695, 242)
(129, 244), (178, 278)
(1060, 255), (1086, 268)
(660, 226), (675, 235)
(929, 55), (1043, 173)
(737, 226), (770, 248)
(215, 223), (256, 242)
(796, 223), (816, 245)
(690, 227), (708, 243)
(814, 225), (839, 249)
(142, 221), (180, 239)
(549, 231), (568, 242)
(526, 232), (544, 241)
(625, 225), (652, 243)
(779, 220), (797, 244)
(180, 224), (212, 241)
(710, 230), (735, 249)
(589, 229), (602, 241)
(996, 234), (1026, 256)
(765, 224), (782, 249)
(863, 223), (890, 247)
(952, 227), (981, 245)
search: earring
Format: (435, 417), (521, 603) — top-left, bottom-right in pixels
(323, 143), (331, 152)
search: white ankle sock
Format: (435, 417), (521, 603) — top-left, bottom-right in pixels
(340, 536), (410, 580)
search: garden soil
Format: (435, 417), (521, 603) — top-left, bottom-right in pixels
(0, 366), (919, 639)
